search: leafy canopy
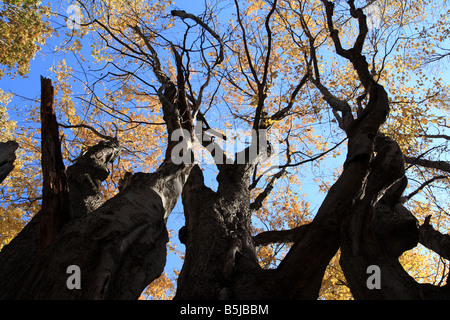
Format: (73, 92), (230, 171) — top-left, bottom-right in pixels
(1, 0), (450, 299)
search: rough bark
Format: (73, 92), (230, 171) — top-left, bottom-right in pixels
(15, 162), (191, 299)
(0, 212), (40, 299)
(419, 216), (450, 261)
(3, 3), (450, 301)
(1, 45), (194, 298)
(38, 76), (71, 251)
(175, 50), (391, 300)
(0, 78), (122, 299)
(339, 136), (450, 299)
(253, 225), (304, 247)
(175, 107), (380, 299)
(0, 140), (121, 299)
(0, 140), (18, 184)
(175, 164), (261, 299)
(267, 159), (371, 299)
(66, 139), (120, 217)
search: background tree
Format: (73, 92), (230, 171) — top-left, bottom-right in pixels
(0, 0), (52, 78)
(0, 0), (52, 248)
(0, 0), (449, 299)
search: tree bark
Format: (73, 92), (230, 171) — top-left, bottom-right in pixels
(66, 139), (120, 217)
(0, 211), (40, 299)
(339, 136), (450, 299)
(0, 140), (18, 184)
(175, 163), (262, 299)
(38, 76), (71, 251)
(0, 139), (121, 299)
(405, 156), (450, 174)
(14, 162), (191, 299)
(4, 3), (450, 300)
(419, 216), (450, 261)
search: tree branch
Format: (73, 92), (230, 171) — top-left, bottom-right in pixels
(253, 0), (278, 131)
(250, 167), (287, 211)
(402, 175), (448, 203)
(269, 72), (309, 122)
(67, 139), (121, 217)
(405, 156), (450, 174)
(253, 225), (306, 247)
(422, 134), (450, 141)
(299, 4), (353, 131)
(59, 123), (116, 142)
(170, 10), (224, 66)
(131, 25), (172, 85)
(321, 0), (374, 90)
(419, 215), (450, 261)
(233, 0), (260, 87)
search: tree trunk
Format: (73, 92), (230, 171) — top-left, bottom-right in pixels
(12, 162), (191, 299)
(175, 163), (262, 299)
(0, 139), (122, 299)
(0, 76), (193, 299)
(0, 140), (18, 184)
(339, 135), (450, 299)
(66, 139), (120, 217)
(38, 76), (71, 251)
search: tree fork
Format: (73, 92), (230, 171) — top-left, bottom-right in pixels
(0, 138), (121, 299)
(339, 135), (450, 299)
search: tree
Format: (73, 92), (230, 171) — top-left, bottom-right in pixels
(0, 0), (52, 248)
(0, 0), (449, 300)
(0, 0), (52, 78)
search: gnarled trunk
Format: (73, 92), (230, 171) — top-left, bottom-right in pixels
(16, 162), (191, 299)
(175, 164), (261, 299)
(0, 76), (194, 300)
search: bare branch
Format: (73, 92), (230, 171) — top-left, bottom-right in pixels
(269, 72), (309, 121)
(419, 215), (450, 261)
(347, 0), (368, 53)
(402, 175), (448, 203)
(405, 156), (450, 174)
(422, 134), (450, 141)
(321, 0), (374, 89)
(253, 0), (278, 131)
(250, 167), (287, 211)
(59, 122), (116, 142)
(280, 138), (347, 169)
(233, 0), (261, 87)
(298, 3), (354, 131)
(253, 225), (306, 247)
(170, 10), (224, 66)
(131, 25), (172, 85)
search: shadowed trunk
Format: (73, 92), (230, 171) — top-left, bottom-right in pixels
(16, 162), (191, 299)
(0, 141), (18, 184)
(67, 139), (121, 217)
(0, 75), (194, 299)
(2, 2), (450, 301)
(38, 76), (71, 251)
(0, 139), (122, 299)
(339, 135), (450, 299)
(175, 163), (261, 299)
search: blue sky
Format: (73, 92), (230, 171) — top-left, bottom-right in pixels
(5, 0), (448, 298)
(0, 0), (346, 297)
(0, 0), (265, 296)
